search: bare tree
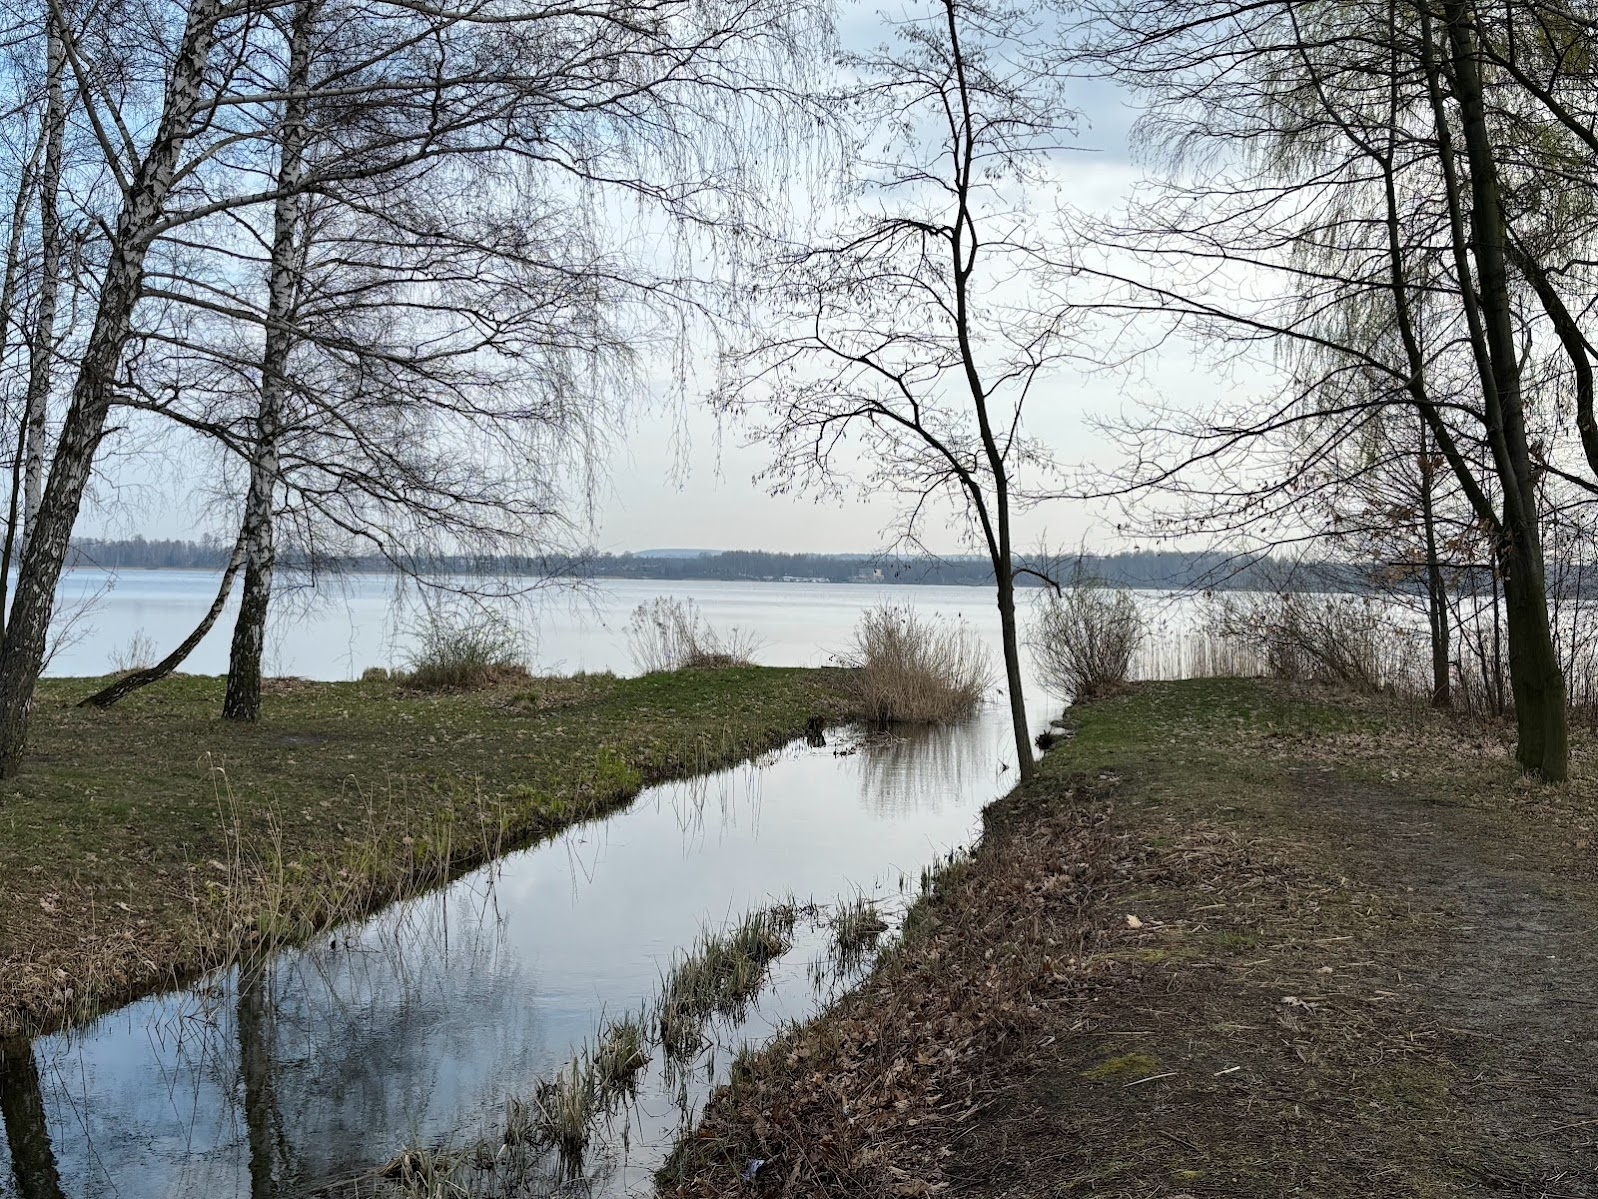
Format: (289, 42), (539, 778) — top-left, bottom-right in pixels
(0, 0), (826, 767)
(1074, 0), (1593, 778)
(718, 0), (1075, 780)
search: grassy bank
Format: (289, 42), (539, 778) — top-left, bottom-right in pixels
(665, 678), (1598, 1196)
(0, 666), (850, 1038)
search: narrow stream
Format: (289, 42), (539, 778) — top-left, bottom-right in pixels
(0, 697), (1051, 1198)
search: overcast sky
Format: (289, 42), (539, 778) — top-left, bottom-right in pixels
(85, 11), (1269, 557)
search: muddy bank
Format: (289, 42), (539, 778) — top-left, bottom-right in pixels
(664, 678), (1598, 1197)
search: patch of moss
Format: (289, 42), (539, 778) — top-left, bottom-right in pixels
(1081, 1051), (1160, 1082)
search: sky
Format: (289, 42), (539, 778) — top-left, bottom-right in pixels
(82, 7), (1268, 557)
(590, 62), (1172, 557)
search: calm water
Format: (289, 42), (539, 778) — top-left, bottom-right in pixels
(3, 573), (1072, 1198)
(41, 570), (1053, 680)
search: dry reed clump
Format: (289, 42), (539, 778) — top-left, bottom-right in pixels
(1208, 590), (1417, 694)
(626, 596), (759, 673)
(842, 605), (991, 727)
(400, 608), (529, 691)
(1028, 582), (1144, 702)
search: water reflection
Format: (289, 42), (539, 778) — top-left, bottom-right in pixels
(6, 697), (1048, 1198)
(0, 1040), (65, 1199)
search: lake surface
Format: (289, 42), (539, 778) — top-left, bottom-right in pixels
(39, 568), (1211, 682)
(3, 573), (1091, 1198)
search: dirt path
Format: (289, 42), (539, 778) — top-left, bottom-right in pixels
(1298, 767), (1598, 1195)
(664, 680), (1598, 1198)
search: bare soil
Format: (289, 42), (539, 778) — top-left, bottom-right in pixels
(663, 679), (1598, 1198)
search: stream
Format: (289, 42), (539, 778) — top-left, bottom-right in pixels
(0, 690), (1051, 1198)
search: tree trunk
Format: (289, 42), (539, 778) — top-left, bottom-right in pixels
(993, 560), (1034, 780)
(0, 1039), (66, 1199)
(1438, 0), (1568, 780)
(79, 526), (247, 707)
(1417, 415), (1451, 708)
(22, 11), (66, 561)
(223, 0), (314, 723)
(0, 0), (224, 777)
(1500, 533), (1568, 779)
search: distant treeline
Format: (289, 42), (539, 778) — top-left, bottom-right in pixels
(65, 539), (1371, 592)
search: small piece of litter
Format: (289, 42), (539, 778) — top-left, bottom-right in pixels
(1125, 914), (1144, 929)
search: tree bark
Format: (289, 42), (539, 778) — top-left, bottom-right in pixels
(1417, 415), (1451, 708)
(1435, 0), (1567, 779)
(78, 526), (247, 707)
(0, 0), (224, 777)
(224, 0), (314, 723)
(22, 11), (66, 561)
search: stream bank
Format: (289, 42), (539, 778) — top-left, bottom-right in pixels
(0, 666), (849, 1037)
(664, 678), (1598, 1197)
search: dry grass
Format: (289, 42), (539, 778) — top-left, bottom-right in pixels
(626, 596), (760, 673)
(659, 786), (1120, 1194)
(842, 605), (992, 727)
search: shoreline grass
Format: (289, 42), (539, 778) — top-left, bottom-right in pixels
(0, 665), (851, 1038)
(660, 678), (1598, 1196)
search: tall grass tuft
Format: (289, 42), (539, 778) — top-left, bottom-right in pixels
(657, 904), (797, 1063)
(533, 1053), (599, 1170)
(592, 1011), (651, 1101)
(1028, 581), (1144, 702)
(401, 608), (529, 691)
(626, 596), (759, 673)
(842, 605), (991, 727)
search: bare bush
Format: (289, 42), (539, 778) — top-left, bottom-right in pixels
(1028, 583), (1144, 702)
(108, 631), (158, 676)
(842, 605), (991, 727)
(625, 597), (758, 673)
(1210, 590), (1420, 693)
(401, 609), (529, 691)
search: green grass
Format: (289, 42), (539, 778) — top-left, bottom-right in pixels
(0, 666), (850, 1036)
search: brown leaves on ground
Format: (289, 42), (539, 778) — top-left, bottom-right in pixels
(660, 779), (1132, 1196)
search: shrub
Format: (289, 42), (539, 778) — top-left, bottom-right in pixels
(1208, 589), (1415, 693)
(842, 605), (991, 726)
(1028, 582), (1144, 702)
(108, 631), (157, 675)
(401, 608), (528, 691)
(625, 596), (758, 673)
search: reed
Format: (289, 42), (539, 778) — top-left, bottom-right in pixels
(842, 605), (991, 726)
(1028, 582), (1144, 701)
(626, 596), (760, 673)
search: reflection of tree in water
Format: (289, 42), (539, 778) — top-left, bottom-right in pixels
(852, 707), (1009, 817)
(0, 1039), (65, 1199)
(238, 956), (288, 1198)
(245, 882), (541, 1187)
